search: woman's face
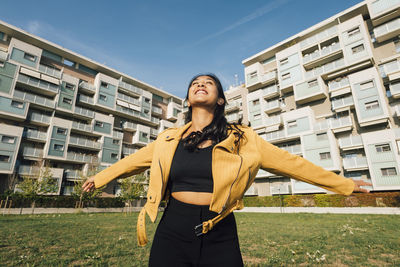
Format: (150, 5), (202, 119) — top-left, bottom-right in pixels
(187, 76), (224, 109)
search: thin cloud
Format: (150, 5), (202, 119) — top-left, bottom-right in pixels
(186, 0), (290, 48)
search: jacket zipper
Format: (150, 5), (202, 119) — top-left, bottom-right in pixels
(158, 159), (164, 199)
(220, 152), (243, 213)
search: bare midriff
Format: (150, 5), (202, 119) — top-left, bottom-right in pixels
(171, 191), (213, 205)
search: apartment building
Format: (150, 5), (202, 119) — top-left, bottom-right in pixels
(224, 84), (249, 125)
(0, 20), (183, 196)
(242, 0), (400, 196)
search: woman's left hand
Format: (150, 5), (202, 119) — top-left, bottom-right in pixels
(351, 179), (372, 193)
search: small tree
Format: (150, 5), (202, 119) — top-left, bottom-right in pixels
(2, 172), (18, 215)
(17, 162), (59, 213)
(119, 173), (148, 213)
(71, 167), (102, 209)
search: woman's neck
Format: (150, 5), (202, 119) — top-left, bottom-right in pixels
(190, 107), (214, 131)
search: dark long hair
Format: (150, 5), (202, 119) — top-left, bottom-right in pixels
(182, 73), (244, 152)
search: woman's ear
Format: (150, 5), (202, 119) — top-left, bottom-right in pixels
(217, 98), (225, 106)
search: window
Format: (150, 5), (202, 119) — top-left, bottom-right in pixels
(319, 152), (331, 160)
(280, 58), (289, 66)
(54, 144), (64, 151)
(316, 132), (328, 141)
(100, 81), (108, 88)
(347, 27), (360, 37)
(0, 155), (10, 162)
(23, 53), (36, 62)
(253, 114), (261, 120)
(113, 139), (120, 145)
(287, 120), (297, 128)
(365, 100), (379, 110)
(395, 40), (400, 53)
(65, 83), (75, 90)
(1, 135), (15, 144)
(282, 72), (291, 80)
(144, 98), (150, 103)
(111, 153), (118, 159)
(141, 132), (148, 138)
(0, 61), (4, 67)
(99, 94), (107, 101)
(56, 127), (67, 135)
(375, 143), (391, 152)
(360, 80), (374, 90)
(249, 71), (257, 79)
(62, 97), (72, 105)
(0, 31), (4, 41)
(307, 79), (318, 88)
(11, 100), (24, 109)
(63, 59), (75, 67)
(351, 44), (365, 54)
(381, 167), (397, 176)
(95, 121), (104, 127)
(252, 99), (260, 106)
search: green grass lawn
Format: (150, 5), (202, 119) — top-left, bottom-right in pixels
(0, 212), (398, 266)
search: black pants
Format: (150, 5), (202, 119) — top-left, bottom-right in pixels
(149, 196), (243, 267)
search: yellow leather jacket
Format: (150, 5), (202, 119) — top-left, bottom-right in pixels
(93, 122), (355, 246)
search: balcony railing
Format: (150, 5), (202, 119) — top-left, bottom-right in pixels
(13, 89), (55, 108)
(122, 146), (137, 155)
(115, 105), (141, 118)
(331, 95), (354, 110)
(69, 136), (101, 149)
(374, 17), (400, 40)
(117, 92), (140, 106)
(24, 128), (47, 140)
(264, 129), (286, 142)
(17, 73), (59, 94)
(328, 77), (350, 91)
(279, 144), (302, 154)
(18, 165), (40, 175)
(305, 58), (345, 79)
(300, 25), (338, 49)
(66, 151), (98, 163)
(225, 101), (240, 112)
(38, 64), (62, 79)
(329, 116), (352, 129)
(151, 117), (160, 124)
(150, 128), (159, 137)
(78, 94), (94, 105)
(22, 146), (44, 158)
(151, 106), (162, 114)
(118, 81), (143, 95)
(379, 59), (400, 78)
(71, 121), (93, 133)
(342, 157), (368, 170)
(74, 106), (94, 118)
(65, 169), (81, 179)
(370, 0), (400, 17)
(263, 99), (281, 113)
(265, 115), (282, 126)
(113, 131), (123, 139)
(262, 85), (279, 98)
(28, 112), (51, 124)
(338, 135), (363, 149)
(303, 42), (341, 65)
(79, 81), (96, 92)
(123, 121), (137, 131)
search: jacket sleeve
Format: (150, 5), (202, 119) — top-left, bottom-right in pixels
(255, 134), (355, 196)
(93, 141), (155, 188)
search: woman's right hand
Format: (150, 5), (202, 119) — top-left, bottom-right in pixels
(82, 176), (96, 192)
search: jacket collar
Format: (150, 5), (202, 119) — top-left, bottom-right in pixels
(165, 121), (239, 153)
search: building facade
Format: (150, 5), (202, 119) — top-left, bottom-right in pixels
(242, 0), (400, 196)
(0, 20), (183, 196)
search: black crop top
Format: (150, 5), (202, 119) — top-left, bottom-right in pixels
(168, 140), (214, 193)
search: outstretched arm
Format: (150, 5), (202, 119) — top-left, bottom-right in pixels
(255, 134), (371, 195)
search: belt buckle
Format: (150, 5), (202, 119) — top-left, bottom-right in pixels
(194, 224), (204, 236)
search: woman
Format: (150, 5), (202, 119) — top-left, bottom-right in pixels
(82, 73), (370, 266)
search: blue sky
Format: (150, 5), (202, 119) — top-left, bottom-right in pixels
(1, 0), (362, 98)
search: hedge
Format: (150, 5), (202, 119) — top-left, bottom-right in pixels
(243, 192), (400, 207)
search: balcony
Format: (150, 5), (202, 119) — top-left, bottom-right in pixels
(294, 79), (327, 104)
(151, 106), (163, 116)
(331, 95), (354, 112)
(374, 17), (400, 43)
(338, 135), (363, 151)
(263, 129), (287, 143)
(65, 169), (82, 181)
(225, 101), (240, 113)
(78, 81), (96, 94)
(389, 82), (400, 98)
(13, 89), (55, 109)
(38, 64), (62, 79)
(150, 128), (159, 137)
(115, 105), (142, 119)
(314, 120), (330, 132)
(379, 59), (400, 81)
(329, 116), (353, 133)
(262, 84), (279, 100)
(305, 58), (345, 80)
(122, 146), (137, 156)
(22, 146), (44, 158)
(24, 128), (47, 142)
(118, 80), (143, 96)
(302, 42), (342, 69)
(246, 70), (277, 91)
(17, 73), (59, 96)
(393, 104), (400, 117)
(78, 94), (94, 105)
(69, 136), (101, 150)
(66, 151), (98, 164)
(122, 121), (137, 131)
(0, 50), (7, 61)
(279, 144), (302, 154)
(71, 121), (93, 134)
(255, 169), (277, 178)
(369, 0), (400, 20)
(18, 165), (40, 175)
(117, 92), (140, 106)
(263, 99), (282, 114)
(300, 25), (338, 50)
(74, 106), (94, 119)
(226, 113), (240, 123)
(264, 115), (282, 132)
(28, 111), (51, 125)
(342, 157), (368, 171)
(113, 131), (123, 139)
(328, 77), (351, 97)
